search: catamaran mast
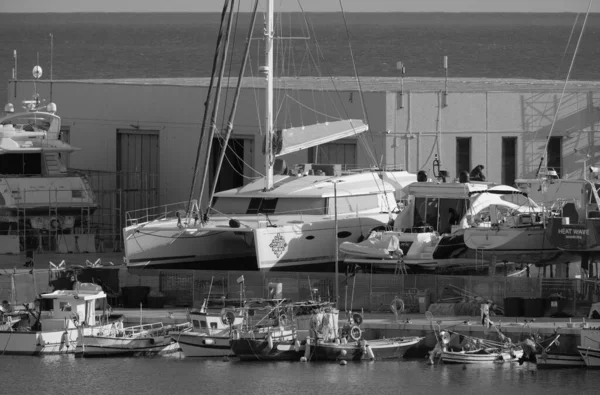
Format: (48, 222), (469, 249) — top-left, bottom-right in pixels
(264, 0), (274, 191)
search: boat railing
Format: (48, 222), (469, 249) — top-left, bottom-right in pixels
(125, 201), (197, 227)
(123, 322), (165, 337)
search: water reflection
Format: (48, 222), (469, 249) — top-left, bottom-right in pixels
(2, 356), (600, 395)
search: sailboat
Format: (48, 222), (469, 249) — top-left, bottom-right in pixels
(463, 186), (564, 265)
(122, 0), (416, 271)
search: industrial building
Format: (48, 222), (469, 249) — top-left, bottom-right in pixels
(5, 76), (600, 245)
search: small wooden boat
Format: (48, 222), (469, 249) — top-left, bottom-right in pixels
(309, 336), (422, 361)
(75, 321), (190, 357)
(535, 352), (585, 368)
(442, 347), (523, 364)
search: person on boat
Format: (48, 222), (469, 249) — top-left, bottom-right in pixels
(445, 208), (460, 233)
(469, 165), (486, 181)
(0, 300), (13, 315)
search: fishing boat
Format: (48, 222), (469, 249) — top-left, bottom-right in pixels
(305, 310), (422, 362)
(463, 187), (564, 265)
(229, 299), (333, 361)
(74, 320), (189, 357)
(430, 330), (523, 364)
(0, 282), (120, 355)
(577, 327), (600, 367)
(340, 176), (529, 274)
(0, 68), (97, 256)
(122, 0), (417, 272)
(177, 303), (244, 358)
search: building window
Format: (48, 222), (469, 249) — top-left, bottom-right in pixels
(456, 137), (471, 179)
(548, 137), (562, 178)
(502, 137), (517, 186)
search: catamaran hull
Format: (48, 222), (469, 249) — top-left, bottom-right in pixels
(464, 227), (564, 264)
(124, 215), (389, 271)
(177, 333), (234, 357)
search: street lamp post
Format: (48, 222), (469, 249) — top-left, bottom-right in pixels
(328, 179), (343, 310)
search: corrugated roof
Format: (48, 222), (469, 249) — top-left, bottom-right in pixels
(21, 76), (600, 93)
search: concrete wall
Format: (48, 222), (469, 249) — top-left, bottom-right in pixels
(5, 79), (600, 208)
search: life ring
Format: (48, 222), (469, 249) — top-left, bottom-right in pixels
(350, 325), (362, 341)
(390, 297), (404, 315)
(278, 314), (287, 327)
(221, 308), (236, 325)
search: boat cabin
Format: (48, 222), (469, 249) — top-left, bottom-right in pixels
(189, 308), (244, 334)
(38, 283), (108, 331)
(394, 182), (490, 234)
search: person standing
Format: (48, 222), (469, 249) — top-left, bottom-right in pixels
(470, 165), (486, 181)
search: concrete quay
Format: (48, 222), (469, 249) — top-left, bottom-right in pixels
(116, 308), (594, 358)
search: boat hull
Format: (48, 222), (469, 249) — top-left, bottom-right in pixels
(0, 324), (115, 355)
(442, 348), (523, 364)
(124, 215), (388, 271)
(535, 352), (585, 368)
(309, 337), (421, 361)
(577, 346), (600, 367)
(230, 338), (304, 361)
(547, 217), (600, 252)
(177, 333), (234, 357)
(75, 335), (177, 357)
(464, 226), (564, 264)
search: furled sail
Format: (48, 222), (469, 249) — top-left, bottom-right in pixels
(268, 119), (368, 157)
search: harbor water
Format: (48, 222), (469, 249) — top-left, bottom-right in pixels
(2, 353), (599, 395)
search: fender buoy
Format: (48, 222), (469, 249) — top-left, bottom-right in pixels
(278, 314), (287, 327)
(350, 325), (362, 341)
(220, 308), (236, 325)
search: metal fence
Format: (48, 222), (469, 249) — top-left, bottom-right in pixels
(6, 269), (596, 317)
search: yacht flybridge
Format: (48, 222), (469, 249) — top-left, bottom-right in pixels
(0, 66), (97, 254)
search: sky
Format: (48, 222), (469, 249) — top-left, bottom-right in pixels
(2, 0), (600, 13)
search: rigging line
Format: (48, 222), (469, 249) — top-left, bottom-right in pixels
(284, 94), (342, 120)
(186, 1), (231, 215)
(529, 12), (581, 156)
(536, 0), (593, 178)
(197, 0), (237, 217)
(207, 0), (263, 212)
(219, 0), (243, 133)
(338, 1), (372, 142)
(305, 19), (379, 167)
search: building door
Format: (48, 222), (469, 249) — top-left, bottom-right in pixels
(456, 137), (471, 178)
(210, 137), (246, 193)
(548, 136), (562, 177)
(502, 137), (517, 186)
(116, 129), (160, 227)
(312, 140), (357, 169)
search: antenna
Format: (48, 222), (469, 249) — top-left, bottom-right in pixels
(396, 61), (405, 109)
(50, 33), (54, 102)
(442, 55), (449, 107)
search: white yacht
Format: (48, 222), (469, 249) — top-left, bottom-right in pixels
(0, 68), (97, 255)
(123, 1), (417, 271)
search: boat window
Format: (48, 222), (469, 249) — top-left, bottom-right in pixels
(211, 197), (251, 214)
(437, 199), (469, 233)
(413, 197), (440, 230)
(328, 194), (380, 215)
(210, 322), (218, 329)
(246, 198), (277, 214)
(276, 198), (326, 215)
(60, 302), (72, 312)
(0, 153), (43, 175)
